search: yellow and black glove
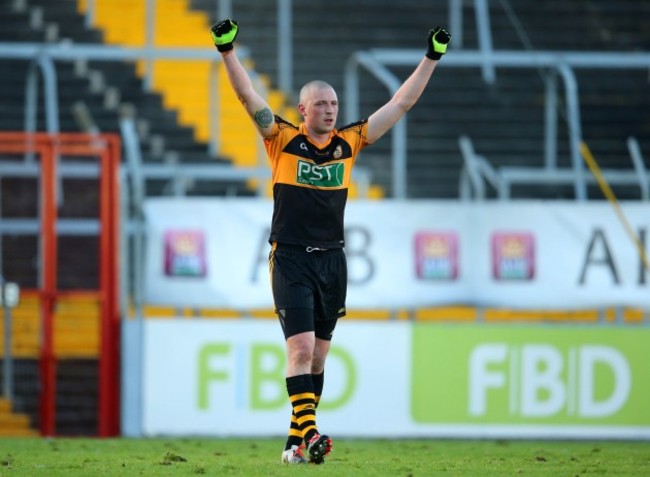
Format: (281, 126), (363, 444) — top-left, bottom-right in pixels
(426, 26), (451, 60)
(210, 19), (239, 52)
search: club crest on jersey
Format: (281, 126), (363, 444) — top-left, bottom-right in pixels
(333, 145), (343, 159)
(296, 159), (345, 187)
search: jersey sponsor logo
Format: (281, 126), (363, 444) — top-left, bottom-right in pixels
(296, 159), (345, 187)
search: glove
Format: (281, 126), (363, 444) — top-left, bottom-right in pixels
(426, 26), (451, 60)
(210, 19), (239, 52)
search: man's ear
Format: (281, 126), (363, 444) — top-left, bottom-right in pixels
(297, 103), (306, 116)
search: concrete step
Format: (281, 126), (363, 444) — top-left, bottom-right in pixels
(0, 398), (38, 436)
(0, 427), (39, 437)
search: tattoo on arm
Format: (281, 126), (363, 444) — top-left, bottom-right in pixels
(254, 107), (274, 128)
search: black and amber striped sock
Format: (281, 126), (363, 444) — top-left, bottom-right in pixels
(286, 374), (318, 443)
(284, 371), (325, 450)
(313, 371), (324, 407)
(284, 413), (302, 451)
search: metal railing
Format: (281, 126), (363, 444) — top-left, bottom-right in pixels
(0, 42), (249, 157)
(459, 135), (650, 201)
(345, 49), (650, 199)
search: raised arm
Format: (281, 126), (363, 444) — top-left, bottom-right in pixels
(366, 27), (451, 144)
(210, 20), (275, 138)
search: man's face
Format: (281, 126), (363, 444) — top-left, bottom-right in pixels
(299, 86), (339, 136)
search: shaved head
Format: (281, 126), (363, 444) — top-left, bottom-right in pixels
(299, 80), (337, 105)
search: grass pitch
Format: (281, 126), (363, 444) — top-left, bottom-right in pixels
(0, 437), (648, 476)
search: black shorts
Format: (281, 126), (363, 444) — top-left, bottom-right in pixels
(270, 243), (347, 340)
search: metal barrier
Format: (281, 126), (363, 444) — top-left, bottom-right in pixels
(0, 132), (121, 436)
(0, 42), (251, 158)
(459, 135), (650, 201)
(345, 49), (650, 199)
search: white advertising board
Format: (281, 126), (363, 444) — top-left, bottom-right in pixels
(140, 319), (650, 439)
(144, 198), (650, 309)
(142, 319), (411, 437)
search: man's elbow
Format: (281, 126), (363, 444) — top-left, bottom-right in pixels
(393, 96), (416, 114)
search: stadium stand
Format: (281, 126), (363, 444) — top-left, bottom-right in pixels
(190, 0), (650, 199)
(0, 0), (255, 191)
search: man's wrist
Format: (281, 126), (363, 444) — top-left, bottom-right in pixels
(216, 43), (234, 53)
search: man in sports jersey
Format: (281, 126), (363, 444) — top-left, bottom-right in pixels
(210, 19), (450, 465)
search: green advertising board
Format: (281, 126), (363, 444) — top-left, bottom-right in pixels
(412, 325), (650, 426)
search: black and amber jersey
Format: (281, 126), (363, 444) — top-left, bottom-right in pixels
(264, 115), (369, 249)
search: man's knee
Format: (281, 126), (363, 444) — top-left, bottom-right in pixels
(311, 339), (331, 373)
(287, 332), (315, 366)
